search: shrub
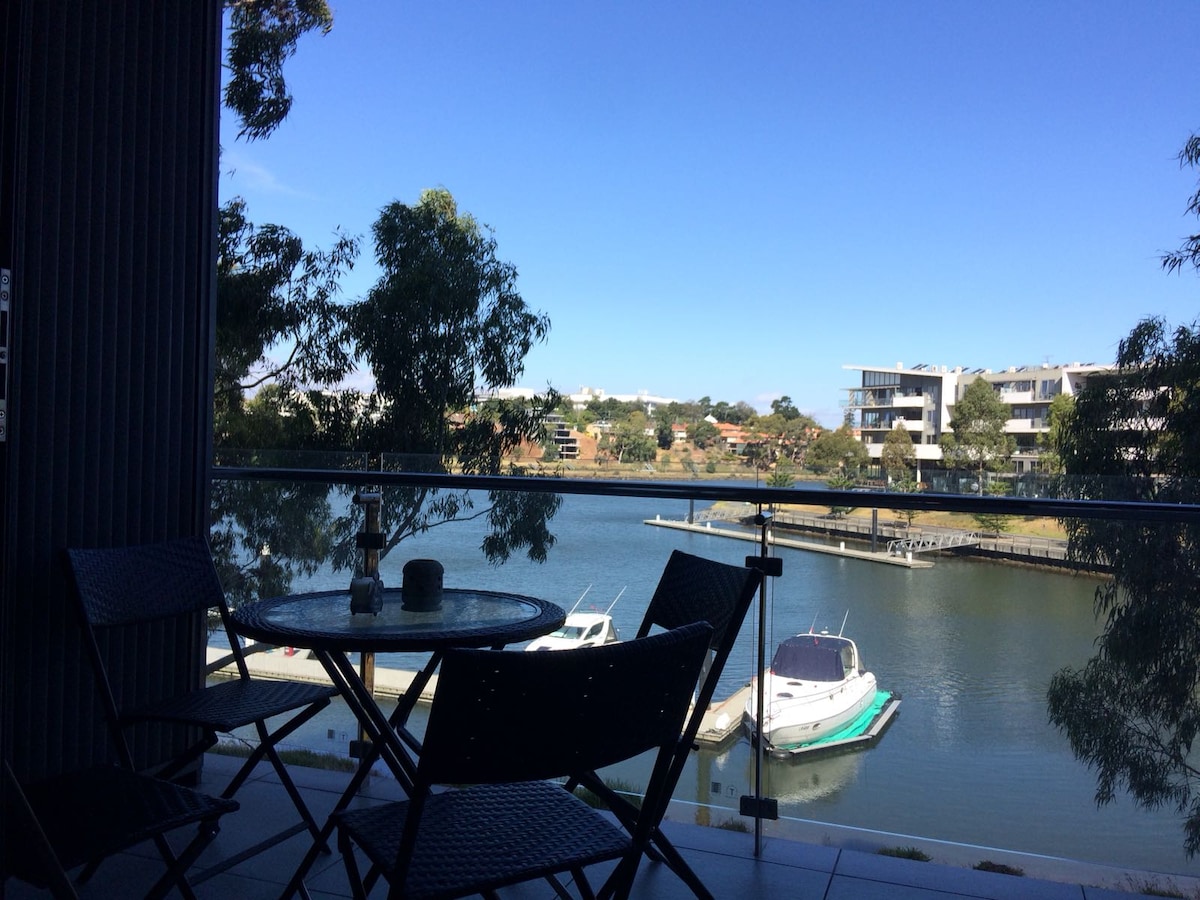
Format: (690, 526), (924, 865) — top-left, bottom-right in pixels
(877, 846), (931, 861)
(973, 861), (1024, 876)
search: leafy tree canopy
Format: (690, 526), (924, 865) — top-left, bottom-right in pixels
(770, 395), (802, 420)
(1046, 129), (1200, 857)
(215, 198), (359, 438)
(224, 0), (334, 141)
(1036, 392), (1074, 476)
(807, 425), (868, 474)
(939, 376), (1014, 487)
(348, 189), (551, 458)
(881, 426), (916, 482)
(687, 420), (720, 450)
(710, 400), (756, 425)
(1048, 315), (1200, 854)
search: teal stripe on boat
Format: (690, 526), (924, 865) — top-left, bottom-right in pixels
(779, 690), (892, 750)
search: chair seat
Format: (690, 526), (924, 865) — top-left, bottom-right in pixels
(334, 781), (631, 899)
(124, 677), (336, 732)
(7, 765), (238, 883)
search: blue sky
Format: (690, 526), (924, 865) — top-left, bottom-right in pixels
(220, 1), (1200, 426)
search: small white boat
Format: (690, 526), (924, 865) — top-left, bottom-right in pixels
(744, 620), (878, 750)
(526, 586), (622, 651)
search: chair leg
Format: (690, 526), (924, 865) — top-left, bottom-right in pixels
(648, 827), (713, 900)
(338, 827), (369, 900)
(258, 732), (329, 850)
(143, 818), (222, 900)
(598, 853), (642, 900)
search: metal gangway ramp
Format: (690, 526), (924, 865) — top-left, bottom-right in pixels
(888, 529), (981, 556)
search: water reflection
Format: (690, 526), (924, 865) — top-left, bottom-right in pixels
(759, 752), (864, 804)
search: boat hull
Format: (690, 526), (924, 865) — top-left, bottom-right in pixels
(746, 670), (878, 749)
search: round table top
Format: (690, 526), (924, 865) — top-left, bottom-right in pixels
(231, 587), (566, 653)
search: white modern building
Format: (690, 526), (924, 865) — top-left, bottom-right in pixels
(843, 361), (1111, 475)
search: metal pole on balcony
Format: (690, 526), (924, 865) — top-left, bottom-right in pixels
(742, 508), (781, 856)
(350, 490), (383, 760)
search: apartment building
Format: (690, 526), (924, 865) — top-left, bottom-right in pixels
(844, 361), (1111, 475)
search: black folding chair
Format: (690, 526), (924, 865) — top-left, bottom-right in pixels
(66, 536), (338, 866)
(3, 758), (237, 900)
(332, 622), (715, 900)
(568, 549), (762, 899)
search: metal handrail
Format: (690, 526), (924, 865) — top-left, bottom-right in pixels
(212, 466), (1200, 524)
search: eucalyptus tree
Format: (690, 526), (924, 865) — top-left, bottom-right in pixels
(211, 199), (359, 607)
(1045, 131), (1200, 857)
(338, 188), (560, 568)
(770, 395), (802, 420)
(939, 376), (1014, 491)
(806, 425), (868, 475)
(224, 0), (335, 141)
(881, 426), (916, 483)
(1048, 315), (1200, 855)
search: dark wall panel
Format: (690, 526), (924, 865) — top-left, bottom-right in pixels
(1, 0), (221, 778)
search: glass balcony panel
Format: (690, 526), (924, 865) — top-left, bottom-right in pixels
(209, 464), (1200, 879)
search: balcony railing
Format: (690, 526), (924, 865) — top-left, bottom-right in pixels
(209, 458), (1200, 873)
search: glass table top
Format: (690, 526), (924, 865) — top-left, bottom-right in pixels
(232, 588), (565, 653)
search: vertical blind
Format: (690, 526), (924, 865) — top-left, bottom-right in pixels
(2, 0), (220, 778)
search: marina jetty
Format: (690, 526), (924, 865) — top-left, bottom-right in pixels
(647, 505), (1079, 571)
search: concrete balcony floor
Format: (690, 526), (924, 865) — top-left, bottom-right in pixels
(6, 753), (1186, 900)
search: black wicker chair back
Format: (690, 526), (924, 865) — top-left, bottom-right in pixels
(332, 622), (714, 900)
(66, 536), (337, 870)
(583, 549), (763, 899)
(4, 744), (237, 898)
(421, 620), (713, 785)
(639, 548), (761, 717)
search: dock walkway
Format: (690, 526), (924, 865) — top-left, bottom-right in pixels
(644, 518), (935, 568)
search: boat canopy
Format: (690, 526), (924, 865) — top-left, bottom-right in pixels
(770, 634), (854, 681)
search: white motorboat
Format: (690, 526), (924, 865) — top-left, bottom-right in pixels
(525, 586), (622, 651)
(744, 623), (878, 750)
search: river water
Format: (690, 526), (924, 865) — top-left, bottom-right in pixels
(253, 487), (1200, 879)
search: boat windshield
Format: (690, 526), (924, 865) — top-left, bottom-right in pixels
(771, 635), (853, 681)
(549, 625), (586, 640)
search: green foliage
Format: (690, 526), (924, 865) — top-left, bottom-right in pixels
(711, 400), (755, 424)
(807, 425), (868, 475)
(688, 420), (720, 449)
(939, 377), (1015, 486)
(770, 395), (802, 420)
(715, 818), (750, 833)
(215, 198), (359, 440)
(876, 846), (931, 861)
(655, 420), (675, 449)
(1049, 315), (1200, 856)
(973, 481), (1013, 535)
(1121, 877), (1187, 898)
(890, 478), (921, 525)
(825, 473), (857, 517)
(601, 418), (656, 463)
(1162, 133), (1200, 279)
(223, 0), (334, 141)
(881, 427), (916, 482)
(1036, 393), (1074, 475)
(350, 189), (549, 455)
(766, 459), (796, 488)
(214, 190), (561, 602)
(972, 861), (1024, 876)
